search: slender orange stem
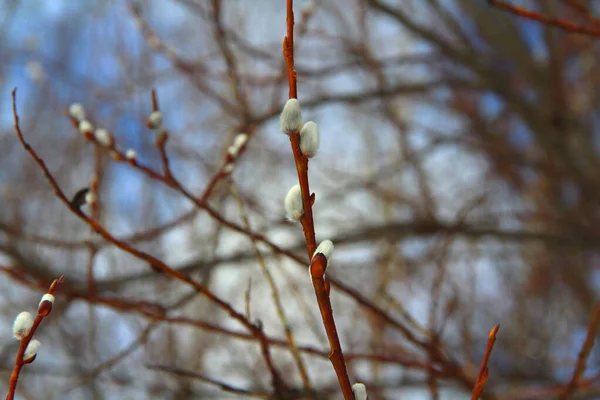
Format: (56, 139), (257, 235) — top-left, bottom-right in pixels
(282, 2), (353, 398)
(471, 325), (500, 400)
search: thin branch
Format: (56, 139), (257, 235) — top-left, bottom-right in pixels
(6, 276), (65, 400)
(282, 1), (353, 398)
(11, 88), (285, 397)
(560, 302), (600, 399)
(230, 181), (312, 391)
(147, 364), (270, 398)
(471, 325), (500, 400)
(488, 0), (600, 37)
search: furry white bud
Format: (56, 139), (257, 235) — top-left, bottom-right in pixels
(280, 99), (303, 134)
(352, 383), (367, 400)
(300, 121), (319, 158)
(68, 103), (86, 121)
(147, 111), (163, 129)
(85, 191), (96, 205)
(313, 240), (334, 262)
(23, 339), (41, 361)
(13, 312), (34, 340)
(228, 133), (248, 157)
(223, 163), (234, 174)
(94, 129), (112, 147)
(39, 294), (55, 306)
(125, 149), (137, 160)
(284, 184), (304, 221)
(79, 120), (93, 135)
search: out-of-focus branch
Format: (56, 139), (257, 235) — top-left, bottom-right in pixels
(488, 0), (600, 37)
(11, 88), (287, 397)
(560, 302), (600, 399)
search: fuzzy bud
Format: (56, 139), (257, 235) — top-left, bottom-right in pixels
(300, 121), (319, 158)
(79, 120), (93, 135)
(23, 339), (41, 361)
(352, 383), (367, 400)
(85, 191), (96, 206)
(284, 184), (304, 221)
(313, 240), (334, 262)
(94, 129), (112, 147)
(13, 312), (34, 340)
(147, 111), (163, 129)
(39, 294), (55, 306)
(38, 294), (55, 316)
(68, 103), (86, 121)
(228, 133), (248, 157)
(280, 99), (303, 134)
(222, 163), (234, 174)
(125, 149), (137, 161)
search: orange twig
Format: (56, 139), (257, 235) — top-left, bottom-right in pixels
(488, 0), (600, 37)
(471, 325), (500, 400)
(283, 0), (297, 99)
(310, 255), (353, 400)
(282, 2), (352, 398)
(560, 302), (600, 399)
(6, 276), (65, 400)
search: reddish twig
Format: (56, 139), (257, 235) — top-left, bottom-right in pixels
(282, 3), (352, 398)
(488, 0), (600, 37)
(310, 255), (353, 400)
(283, 0), (298, 99)
(0, 260), (430, 369)
(560, 302), (600, 399)
(11, 88), (286, 397)
(471, 325), (500, 400)
(148, 364), (270, 398)
(6, 276), (65, 400)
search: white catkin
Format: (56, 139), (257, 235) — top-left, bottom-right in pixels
(222, 163), (234, 174)
(23, 339), (41, 361)
(284, 184), (304, 221)
(125, 149), (137, 160)
(352, 383), (367, 400)
(13, 312), (34, 340)
(313, 240), (334, 261)
(300, 121), (319, 158)
(280, 99), (303, 134)
(68, 103), (86, 121)
(85, 191), (97, 205)
(147, 111), (163, 129)
(79, 120), (93, 134)
(94, 129), (112, 147)
(228, 133), (248, 157)
(39, 294), (55, 306)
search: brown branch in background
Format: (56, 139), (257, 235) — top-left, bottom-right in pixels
(11, 88), (286, 398)
(560, 302), (600, 399)
(471, 325), (500, 400)
(282, 1), (353, 398)
(488, 0), (600, 37)
(147, 364), (270, 398)
(0, 265), (436, 370)
(6, 276), (65, 400)
(230, 181), (313, 391)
